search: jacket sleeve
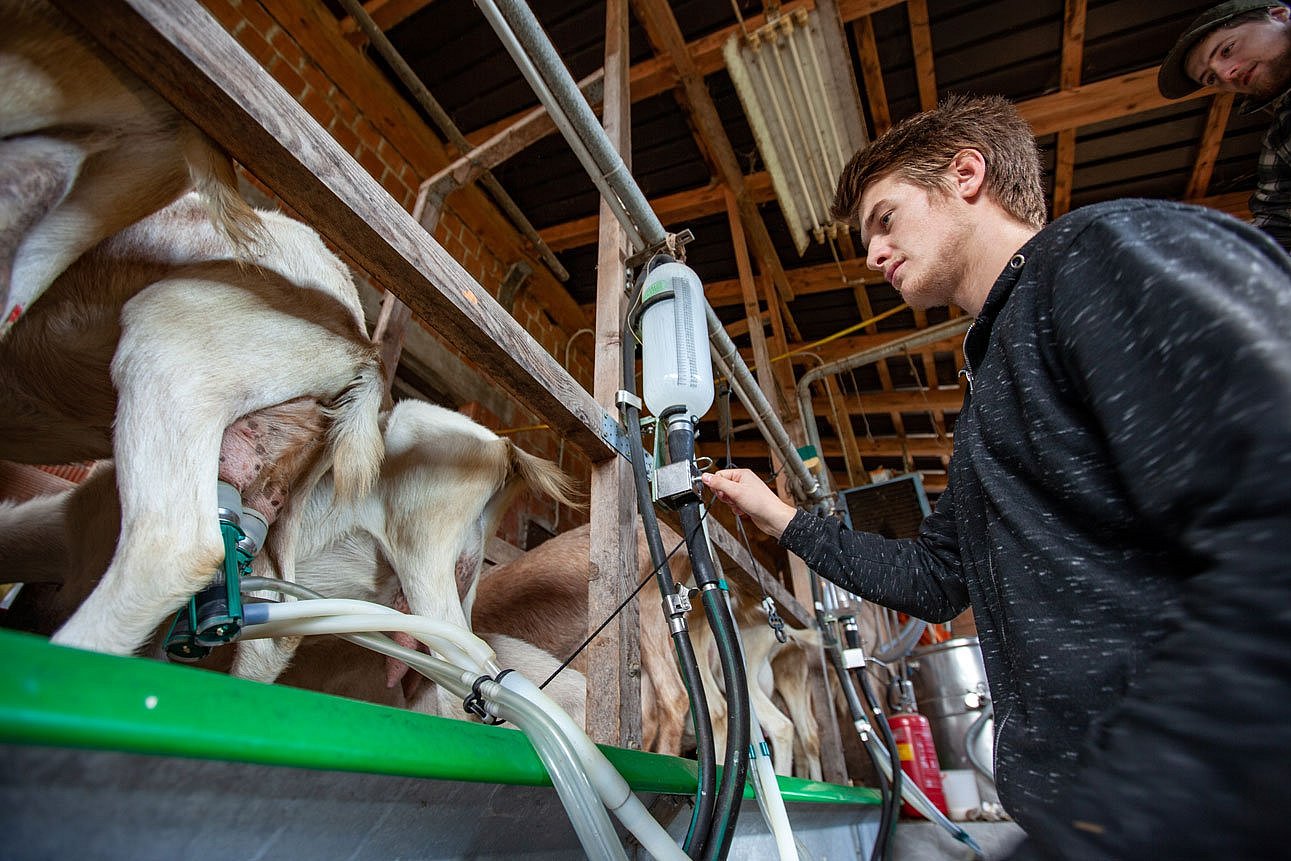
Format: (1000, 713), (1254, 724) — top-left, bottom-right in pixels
(777, 477), (968, 623)
(1010, 204), (1291, 859)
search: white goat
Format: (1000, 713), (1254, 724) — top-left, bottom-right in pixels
(232, 399), (578, 717)
(0, 0), (260, 335)
(0, 193), (385, 655)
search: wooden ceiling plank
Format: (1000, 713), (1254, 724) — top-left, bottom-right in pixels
(542, 174), (775, 251)
(1186, 93), (1236, 200)
(1021, 65), (1208, 137)
(422, 70), (604, 197)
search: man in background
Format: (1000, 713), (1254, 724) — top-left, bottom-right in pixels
(1160, 1), (1291, 251)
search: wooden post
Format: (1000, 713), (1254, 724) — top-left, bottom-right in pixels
(585, 0), (641, 749)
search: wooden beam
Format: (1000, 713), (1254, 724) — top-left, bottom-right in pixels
(851, 15), (891, 136)
(906, 0), (937, 111)
(1051, 0), (1086, 219)
(541, 173), (776, 252)
(1020, 65), (1209, 137)
(422, 70), (604, 198)
(587, 0), (641, 749)
(65, 0), (619, 461)
(728, 386), (965, 419)
(1193, 189), (1253, 220)
(1186, 93), (1236, 200)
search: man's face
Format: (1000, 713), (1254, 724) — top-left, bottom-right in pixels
(1186, 8), (1291, 100)
(859, 173), (973, 311)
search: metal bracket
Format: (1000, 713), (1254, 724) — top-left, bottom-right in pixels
(625, 229), (695, 270)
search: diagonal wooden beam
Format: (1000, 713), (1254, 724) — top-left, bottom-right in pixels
(630, 0), (800, 329)
(1186, 93), (1236, 200)
(851, 14), (891, 135)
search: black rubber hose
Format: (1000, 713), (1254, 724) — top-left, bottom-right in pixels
(621, 259), (715, 858)
(857, 665), (903, 854)
(669, 422), (750, 861)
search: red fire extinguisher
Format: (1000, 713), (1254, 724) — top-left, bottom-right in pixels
(888, 710), (949, 818)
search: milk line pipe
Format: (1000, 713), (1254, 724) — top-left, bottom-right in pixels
(239, 614), (620, 858)
(475, 0), (820, 508)
(332, 0), (569, 282)
(475, 0), (645, 251)
(488, 0), (667, 245)
(796, 315), (974, 501)
(238, 579), (688, 861)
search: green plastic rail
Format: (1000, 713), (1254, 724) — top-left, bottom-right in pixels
(0, 629), (879, 806)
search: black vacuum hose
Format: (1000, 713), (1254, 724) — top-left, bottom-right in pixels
(669, 422), (750, 861)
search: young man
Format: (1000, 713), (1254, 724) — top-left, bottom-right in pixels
(1160, 1), (1291, 251)
(703, 94), (1291, 858)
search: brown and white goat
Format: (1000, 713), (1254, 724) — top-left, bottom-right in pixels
(470, 521), (695, 757)
(0, 193), (385, 656)
(0, 0), (260, 334)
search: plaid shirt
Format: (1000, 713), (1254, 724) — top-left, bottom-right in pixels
(1251, 91), (1291, 252)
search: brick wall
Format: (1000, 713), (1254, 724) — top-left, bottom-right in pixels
(200, 0), (595, 545)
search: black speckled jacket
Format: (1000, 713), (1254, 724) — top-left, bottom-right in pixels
(780, 199), (1291, 858)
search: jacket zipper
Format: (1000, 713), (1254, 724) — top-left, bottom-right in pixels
(958, 328), (976, 394)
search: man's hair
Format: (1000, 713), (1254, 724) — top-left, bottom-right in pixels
(831, 93), (1046, 230)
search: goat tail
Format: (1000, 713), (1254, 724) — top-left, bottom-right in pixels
(180, 126), (264, 253)
(325, 357), (385, 503)
(506, 443), (582, 511)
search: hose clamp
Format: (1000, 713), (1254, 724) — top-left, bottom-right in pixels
(663, 591), (691, 617)
(462, 673), (507, 726)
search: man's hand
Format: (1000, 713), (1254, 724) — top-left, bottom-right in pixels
(701, 468), (798, 539)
